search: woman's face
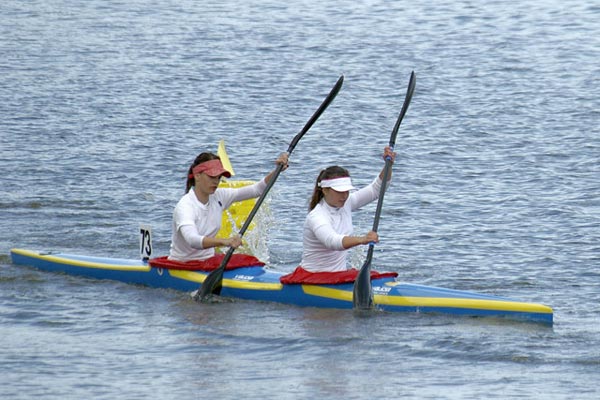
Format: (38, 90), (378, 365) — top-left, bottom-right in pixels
(323, 187), (349, 208)
(195, 172), (222, 194)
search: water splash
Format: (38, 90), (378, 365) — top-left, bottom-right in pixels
(222, 195), (274, 264)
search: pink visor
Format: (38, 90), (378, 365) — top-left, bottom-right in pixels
(192, 159), (231, 178)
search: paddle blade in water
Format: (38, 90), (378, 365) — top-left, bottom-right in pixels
(193, 268), (224, 301)
(353, 251), (374, 310)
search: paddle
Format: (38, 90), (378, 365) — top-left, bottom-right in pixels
(352, 71), (416, 310)
(194, 75), (345, 302)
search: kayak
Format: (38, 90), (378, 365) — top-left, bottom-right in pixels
(8, 140), (553, 325)
(9, 247), (553, 325)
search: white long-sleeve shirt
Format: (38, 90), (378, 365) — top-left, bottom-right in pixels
(300, 176), (384, 272)
(169, 180), (267, 261)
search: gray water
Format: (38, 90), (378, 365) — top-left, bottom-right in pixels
(1, 0), (599, 398)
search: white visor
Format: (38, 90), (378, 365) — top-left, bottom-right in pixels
(319, 177), (356, 192)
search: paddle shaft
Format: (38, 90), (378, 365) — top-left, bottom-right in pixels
(363, 71), (416, 260)
(195, 75), (344, 301)
(353, 71), (416, 310)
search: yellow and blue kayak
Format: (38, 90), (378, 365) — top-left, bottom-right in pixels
(9, 248), (553, 325)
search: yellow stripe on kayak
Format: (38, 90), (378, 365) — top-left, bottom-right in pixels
(302, 284), (553, 314)
(10, 248), (151, 272)
(302, 285), (352, 301)
(376, 294), (553, 314)
(225, 279), (283, 291)
(169, 269), (283, 291)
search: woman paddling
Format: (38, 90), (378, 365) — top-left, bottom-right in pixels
(169, 151), (288, 261)
(298, 146), (396, 273)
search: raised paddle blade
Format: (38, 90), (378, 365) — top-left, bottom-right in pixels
(388, 71), (416, 149)
(217, 139), (235, 177)
(195, 75), (344, 302)
(353, 71), (416, 310)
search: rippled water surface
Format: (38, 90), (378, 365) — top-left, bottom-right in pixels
(1, 0), (599, 399)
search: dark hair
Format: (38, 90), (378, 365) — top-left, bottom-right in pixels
(185, 152), (221, 193)
(308, 165), (350, 210)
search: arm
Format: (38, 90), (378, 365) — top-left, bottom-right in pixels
(225, 152), (290, 204)
(310, 209), (379, 251)
(341, 231), (379, 249)
(379, 145), (397, 181)
(179, 225), (242, 250)
(350, 146), (397, 210)
(262, 152), (289, 185)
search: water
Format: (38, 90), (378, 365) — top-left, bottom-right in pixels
(1, 0), (599, 398)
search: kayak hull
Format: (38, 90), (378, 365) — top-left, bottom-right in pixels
(9, 248), (553, 325)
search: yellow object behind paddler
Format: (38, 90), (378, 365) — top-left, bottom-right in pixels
(216, 180), (258, 240)
(215, 140), (259, 242)
(217, 139), (235, 176)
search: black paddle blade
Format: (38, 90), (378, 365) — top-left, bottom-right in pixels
(353, 246), (374, 310)
(286, 74), (344, 154)
(193, 268), (224, 301)
(388, 71), (416, 148)
(352, 71), (416, 311)
(195, 247), (234, 301)
(195, 75), (345, 303)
